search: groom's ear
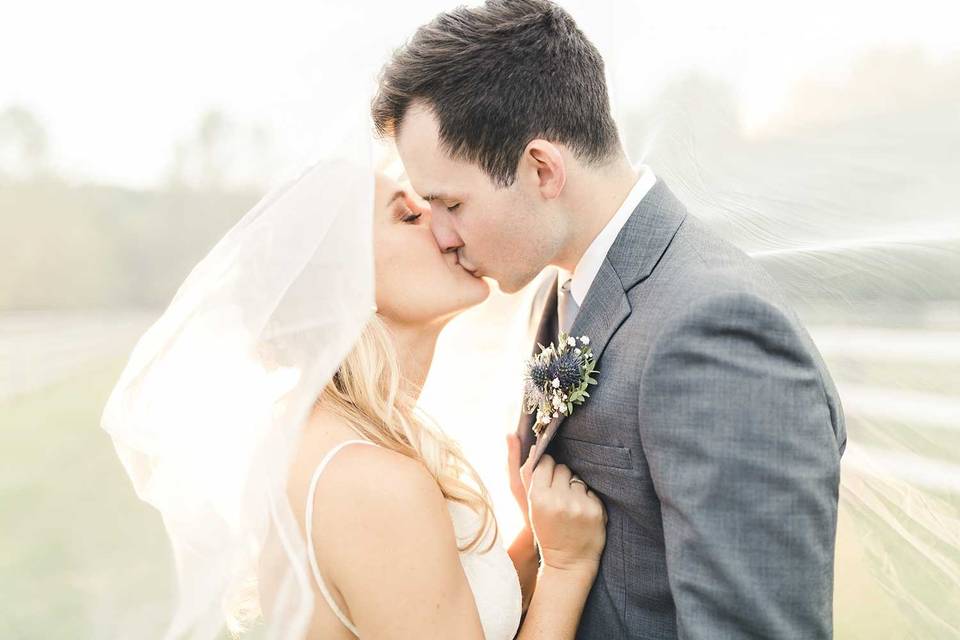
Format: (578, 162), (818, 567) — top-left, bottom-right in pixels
(520, 139), (566, 201)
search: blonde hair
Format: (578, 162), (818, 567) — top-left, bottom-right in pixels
(320, 313), (498, 553)
(228, 315), (499, 635)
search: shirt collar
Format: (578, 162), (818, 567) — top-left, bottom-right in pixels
(558, 165), (657, 307)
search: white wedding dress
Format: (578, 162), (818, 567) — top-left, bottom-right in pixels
(305, 439), (523, 639)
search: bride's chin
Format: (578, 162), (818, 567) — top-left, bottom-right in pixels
(452, 278), (491, 312)
(469, 276), (491, 300)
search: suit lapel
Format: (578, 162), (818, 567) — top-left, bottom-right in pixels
(527, 179), (688, 467)
(517, 274), (559, 461)
(530, 262), (630, 465)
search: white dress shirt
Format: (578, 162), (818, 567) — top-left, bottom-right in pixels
(557, 165), (657, 331)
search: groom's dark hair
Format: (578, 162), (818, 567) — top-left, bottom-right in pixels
(372, 0), (620, 187)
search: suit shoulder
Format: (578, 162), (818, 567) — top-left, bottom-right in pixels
(646, 216), (792, 317)
(665, 289), (797, 335)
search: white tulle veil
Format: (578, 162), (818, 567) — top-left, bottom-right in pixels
(101, 115), (376, 638)
(99, 1), (957, 637)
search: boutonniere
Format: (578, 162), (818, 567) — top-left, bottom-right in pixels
(523, 332), (599, 435)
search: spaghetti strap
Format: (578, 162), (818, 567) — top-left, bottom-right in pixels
(305, 439), (379, 637)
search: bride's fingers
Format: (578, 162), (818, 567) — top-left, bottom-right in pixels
(586, 491), (607, 524)
(507, 433), (520, 471)
(568, 474), (588, 492)
(551, 463), (572, 488)
(506, 433), (521, 477)
(531, 453), (554, 490)
(520, 443), (537, 492)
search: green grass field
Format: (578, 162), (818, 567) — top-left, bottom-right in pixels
(1, 355), (956, 638)
(0, 358), (173, 639)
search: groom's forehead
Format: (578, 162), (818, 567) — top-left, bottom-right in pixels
(398, 107), (477, 173)
(400, 101), (440, 134)
(396, 106), (491, 196)
(396, 116), (450, 179)
(398, 145), (483, 199)
(396, 104), (442, 153)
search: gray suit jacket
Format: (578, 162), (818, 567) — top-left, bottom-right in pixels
(516, 179), (846, 639)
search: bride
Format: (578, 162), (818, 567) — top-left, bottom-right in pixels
(102, 145), (606, 637)
(276, 171), (606, 638)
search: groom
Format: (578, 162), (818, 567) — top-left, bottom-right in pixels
(373, 1), (846, 638)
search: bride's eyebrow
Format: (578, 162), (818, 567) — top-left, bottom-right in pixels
(387, 190), (406, 206)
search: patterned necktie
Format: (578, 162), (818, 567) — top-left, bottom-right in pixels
(558, 277), (579, 335)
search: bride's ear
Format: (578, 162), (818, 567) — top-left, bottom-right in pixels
(520, 139), (566, 201)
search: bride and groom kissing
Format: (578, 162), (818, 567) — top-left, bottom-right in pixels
(105, 0), (846, 638)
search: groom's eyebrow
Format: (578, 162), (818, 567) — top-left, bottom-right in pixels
(422, 192), (451, 202)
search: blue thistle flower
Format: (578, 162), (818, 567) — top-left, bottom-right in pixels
(547, 350), (582, 389)
(528, 361), (551, 388)
(523, 333), (599, 434)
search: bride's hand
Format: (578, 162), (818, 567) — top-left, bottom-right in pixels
(506, 433), (530, 528)
(521, 445), (607, 575)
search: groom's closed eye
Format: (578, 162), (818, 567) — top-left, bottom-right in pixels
(423, 192), (461, 211)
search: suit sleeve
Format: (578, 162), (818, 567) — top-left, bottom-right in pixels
(638, 291), (842, 639)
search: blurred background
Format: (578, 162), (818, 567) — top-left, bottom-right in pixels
(2, 0), (957, 638)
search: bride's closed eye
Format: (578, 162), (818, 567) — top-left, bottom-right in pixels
(388, 190), (422, 224)
(398, 202), (422, 224)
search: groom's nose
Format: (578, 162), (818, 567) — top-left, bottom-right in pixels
(430, 207), (464, 254)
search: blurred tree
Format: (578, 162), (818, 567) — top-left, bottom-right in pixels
(0, 106), (50, 181)
(617, 53), (960, 323)
(167, 109), (277, 191)
(0, 178), (256, 310)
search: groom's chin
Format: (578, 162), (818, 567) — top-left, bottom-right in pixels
(495, 274), (539, 296)
(479, 275), (500, 291)
(489, 276), (523, 295)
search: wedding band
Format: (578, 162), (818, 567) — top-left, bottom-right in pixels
(569, 477), (586, 487)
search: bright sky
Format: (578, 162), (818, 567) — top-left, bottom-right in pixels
(3, 0), (957, 188)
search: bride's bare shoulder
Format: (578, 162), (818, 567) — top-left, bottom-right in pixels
(302, 425), (460, 579)
(296, 408), (446, 521)
(318, 438), (439, 502)
(294, 409), (484, 637)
